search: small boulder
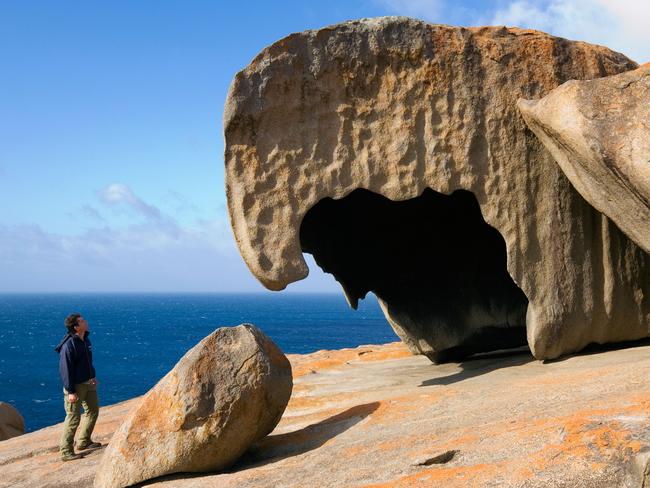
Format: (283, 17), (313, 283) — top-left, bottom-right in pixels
(0, 402), (24, 441)
(94, 324), (292, 488)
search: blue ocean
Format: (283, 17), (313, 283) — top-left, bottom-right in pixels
(0, 293), (396, 432)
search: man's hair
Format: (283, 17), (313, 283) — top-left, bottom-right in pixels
(65, 313), (81, 334)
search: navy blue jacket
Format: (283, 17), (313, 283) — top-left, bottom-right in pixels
(54, 332), (96, 393)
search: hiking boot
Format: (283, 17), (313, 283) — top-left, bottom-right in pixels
(76, 441), (102, 450)
(61, 452), (85, 462)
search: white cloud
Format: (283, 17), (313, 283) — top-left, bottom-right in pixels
(372, 0), (444, 22)
(491, 0), (650, 63)
(0, 183), (345, 292)
(97, 183), (163, 221)
(162, 189), (201, 215)
(0, 183), (253, 291)
(371, 0), (650, 62)
(80, 205), (106, 223)
(598, 0), (650, 41)
(0, 215), (342, 292)
(0, 215), (249, 291)
(91, 185), (235, 254)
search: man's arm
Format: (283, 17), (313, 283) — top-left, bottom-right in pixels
(59, 343), (76, 395)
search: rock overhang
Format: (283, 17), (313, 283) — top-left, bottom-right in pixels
(299, 187), (531, 362)
(224, 16), (650, 360)
(517, 65), (650, 254)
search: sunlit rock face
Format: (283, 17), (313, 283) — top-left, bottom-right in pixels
(224, 16), (650, 360)
(94, 325), (292, 488)
(518, 65), (650, 254)
(0, 402), (24, 441)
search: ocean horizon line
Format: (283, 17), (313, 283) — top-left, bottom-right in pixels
(0, 291), (394, 431)
(0, 290), (349, 296)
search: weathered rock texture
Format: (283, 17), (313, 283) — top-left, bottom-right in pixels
(93, 324), (292, 488)
(5, 341), (650, 487)
(518, 65), (650, 253)
(0, 402), (24, 441)
(224, 16), (650, 360)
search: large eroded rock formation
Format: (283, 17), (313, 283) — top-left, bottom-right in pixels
(518, 64), (650, 254)
(224, 17), (650, 361)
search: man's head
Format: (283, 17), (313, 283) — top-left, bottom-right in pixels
(65, 313), (88, 336)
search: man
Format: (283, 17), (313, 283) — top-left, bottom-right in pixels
(54, 313), (101, 461)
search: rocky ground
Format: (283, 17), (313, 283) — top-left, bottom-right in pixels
(2, 341), (650, 487)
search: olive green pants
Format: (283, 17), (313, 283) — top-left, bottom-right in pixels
(59, 383), (99, 456)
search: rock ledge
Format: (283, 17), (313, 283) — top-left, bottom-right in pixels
(3, 341), (650, 487)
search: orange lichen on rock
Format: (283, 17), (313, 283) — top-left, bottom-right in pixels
(5, 341), (650, 487)
(285, 389), (366, 413)
(363, 390), (456, 427)
(527, 367), (610, 386)
(365, 462), (504, 488)
(531, 417), (635, 469)
(488, 404), (648, 481)
(288, 342), (409, 377)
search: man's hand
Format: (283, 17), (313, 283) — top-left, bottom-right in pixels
(68, 393), (78, 403)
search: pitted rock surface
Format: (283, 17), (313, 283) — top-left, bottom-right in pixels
(518, 65), (650, 253)
(224, 16), (650, 360)
(93, 324), (292, 488)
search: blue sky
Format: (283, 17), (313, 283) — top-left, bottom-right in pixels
(1, 0), (648, 292)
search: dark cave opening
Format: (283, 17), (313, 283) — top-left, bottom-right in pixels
(299, 188), (529, 363)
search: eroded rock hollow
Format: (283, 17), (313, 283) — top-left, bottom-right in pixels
(224, 17), (650, 360)
(300, 188), (528, 362)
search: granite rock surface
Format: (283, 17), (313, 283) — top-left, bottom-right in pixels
(518, 64), (650, 253)
(224, 16), (650, 360)
(3, 341), (650, 487)
(0, 402), (24, 441)
(93, 324), (292, 488)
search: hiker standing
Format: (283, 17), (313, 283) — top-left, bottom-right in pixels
(55, 313), (101, 461)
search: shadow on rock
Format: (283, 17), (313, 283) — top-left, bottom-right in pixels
(231, 401), (381, 471)
(137, 402), (380, 485)
(136, 472), (206, 486)
(543, 337), (650, 364)
(419, 348), (534, 387)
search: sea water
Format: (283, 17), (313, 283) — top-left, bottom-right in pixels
(0, 292), (396, 432)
